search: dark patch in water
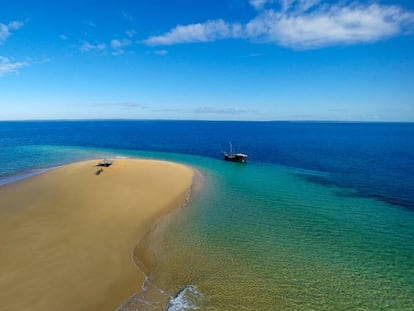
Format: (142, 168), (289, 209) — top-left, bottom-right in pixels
(295, 172), (414, 211)
(295, 173), (334, 187)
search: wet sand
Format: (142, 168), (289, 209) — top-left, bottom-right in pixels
(0, 159), (193, 311)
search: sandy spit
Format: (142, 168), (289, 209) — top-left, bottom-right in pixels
(0, 159), (193, 311)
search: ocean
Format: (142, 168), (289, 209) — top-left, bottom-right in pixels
(1, 120), (413, 310)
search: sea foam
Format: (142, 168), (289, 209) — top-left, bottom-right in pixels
(167, 285), (202, 311)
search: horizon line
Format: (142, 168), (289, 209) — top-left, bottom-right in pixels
(0, 118), (413, 123)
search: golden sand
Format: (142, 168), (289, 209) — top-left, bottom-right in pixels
(0, 159), (193, 311)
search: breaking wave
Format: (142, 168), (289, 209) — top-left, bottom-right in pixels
(167, 285), (202, 311)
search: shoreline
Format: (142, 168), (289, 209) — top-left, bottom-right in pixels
(0, 158), (194, 311)
(137, 169), (203, 277)
(0, 165), (63, 187)
(117, 167), (204, 310)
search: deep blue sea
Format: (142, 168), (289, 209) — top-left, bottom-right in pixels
(1, 121), (413, 209)
(1, 120), (414, 310)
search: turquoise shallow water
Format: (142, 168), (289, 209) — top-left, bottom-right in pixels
(1, 144), (413, 310)
(132, 158), (414, 310)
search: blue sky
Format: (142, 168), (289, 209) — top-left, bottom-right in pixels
(0, 0), (413, 121)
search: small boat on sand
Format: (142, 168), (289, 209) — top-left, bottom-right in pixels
(223, 142), (248, 163)
(97, 159), (112, 167)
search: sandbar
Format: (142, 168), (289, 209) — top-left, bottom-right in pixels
(0, 159), (193, 311)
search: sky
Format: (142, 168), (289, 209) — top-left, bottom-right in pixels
(0, 0), (414, 121)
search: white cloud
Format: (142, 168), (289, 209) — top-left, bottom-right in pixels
(80, 38), (132, 55)
(8, 21), (24, 30)
(249, 0), (273, 10)
(110, 38), (132, 55)
(144, 19), (243, 45)
(80, 41), (107, 52)
(193, 106), (257, 114)
(126, 29), (136, 37)
(246, 4), (414, 48)
(0, 20), (24, 44)
(296, 0), (321, 12)
(280, 0), (295, 12)
(59, 34), (68, 40)
(252, 0), (320, 12)
(0, 56), (27, 77)
(143, 2), (414, 49)
(110, 38), (132, 49)
(94, 102), (147, 109)
(110, 39), (123, 49)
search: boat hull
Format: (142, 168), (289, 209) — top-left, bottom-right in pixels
(224, 153), (248, 163)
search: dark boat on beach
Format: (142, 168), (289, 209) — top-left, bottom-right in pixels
(223, 142), (248, 163)
(97, 159), (113, 167)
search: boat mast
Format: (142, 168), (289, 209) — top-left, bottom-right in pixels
(229, 141), (233, 155)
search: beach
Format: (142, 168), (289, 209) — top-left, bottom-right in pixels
(0, 158), (193, 311)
